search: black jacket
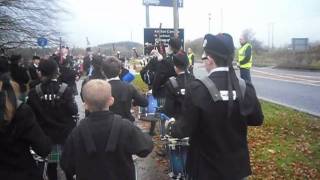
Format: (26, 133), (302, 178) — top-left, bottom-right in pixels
(164, 72), (194, 119)
(109, 80), (148, 122)
(28, 64), (39, 81)
(59, 67), (78, 95)
(59, 67), (77, 88)
(170, 71), (264, 180)
(60, 111), (153, 180)
(0, 103), (51, 180)
(83, 56), (91, 74)
(152, 55), (176, 98)
(27, 80), (78, 144)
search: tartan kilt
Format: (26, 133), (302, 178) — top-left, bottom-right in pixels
(47, 145), (62, 163)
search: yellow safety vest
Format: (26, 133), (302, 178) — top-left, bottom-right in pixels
(238, 43), (252, 69)
(188, 53), (194, 66)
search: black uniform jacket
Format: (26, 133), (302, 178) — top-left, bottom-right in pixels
(28, 64), (41, 89)
(171, 71), (264, 180)
(152, 55), (176, 98)
(28, 64), (39, 80)
(0, 104), (51, 180)
(164, 72), (194, 119)
(60, 111), (154, 180)
(109, 79), (148, 122)
(27, 80), (78, 144)
(59, 67), (77, 88)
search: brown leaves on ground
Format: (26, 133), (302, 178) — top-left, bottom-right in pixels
(248, 101), (320, 179)
(135, 118), (169, 173)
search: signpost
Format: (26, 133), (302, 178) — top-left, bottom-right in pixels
(292, 38), (309, 52)
(143, 0), (184, 54)
(37, 37), (48, 47)
(143, 0), (183, 7)
(144, 28), (184, 55)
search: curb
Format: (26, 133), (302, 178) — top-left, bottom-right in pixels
(259, 97), (320, 118)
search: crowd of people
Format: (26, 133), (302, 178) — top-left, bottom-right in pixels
(0, 32), (263, 180)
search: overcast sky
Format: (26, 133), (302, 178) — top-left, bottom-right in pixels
(61, 0), (320, 48)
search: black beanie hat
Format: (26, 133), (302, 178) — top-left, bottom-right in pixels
(173, 50), (189, 69)
(168, 37), (182, 51)
(39, 59), (58, 77)
(202, 33), (235, 62)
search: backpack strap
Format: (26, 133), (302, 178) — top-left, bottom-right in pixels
(198, 77), (222, 102)
(169, 76), (179, 90)
(35, 84), (44, 99)
(105, 114), (122, 152)
(56, 83), (68, 100)
(16, 100), (22, 109)
(79, 119), (97, 155)
(238, 78), (246, 99)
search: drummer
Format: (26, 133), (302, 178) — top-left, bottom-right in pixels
(163, 50), (194, 120)
(101, 56), (148, 122)
(166, 33), (264, 179)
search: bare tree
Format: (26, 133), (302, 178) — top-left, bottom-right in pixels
(0, 0), (66, 50)
(242, 29), (264, 54)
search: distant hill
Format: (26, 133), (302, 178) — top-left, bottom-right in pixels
(96, 41), (143, 58)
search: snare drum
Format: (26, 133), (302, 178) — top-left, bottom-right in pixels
(167, 137), (189, 179)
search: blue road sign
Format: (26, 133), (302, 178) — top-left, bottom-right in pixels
(37, 37), (48, 47)
(143, 0), (183, 7)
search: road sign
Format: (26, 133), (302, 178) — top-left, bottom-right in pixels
(37, 37), (48, 47)
(144, 28), (184, 55)
(143, 0), (183, 7)
(292, 38), (308, 52)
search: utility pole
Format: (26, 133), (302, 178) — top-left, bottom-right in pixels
(267, 23), (270, 49)
(173, 0), (179, 37)
(220, 8), (223, 32)
(208, 13), (211, 33)
(271, 23), (274, 49)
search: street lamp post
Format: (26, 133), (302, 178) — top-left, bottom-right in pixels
(208, 13), (212, 33)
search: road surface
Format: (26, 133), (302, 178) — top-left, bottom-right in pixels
(194, 64), (320, 117)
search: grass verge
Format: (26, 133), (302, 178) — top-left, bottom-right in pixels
(248, 101), (320, 179)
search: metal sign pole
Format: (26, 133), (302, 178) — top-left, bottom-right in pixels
(173, 0), (179, 37)
(146, 5), (150, 28)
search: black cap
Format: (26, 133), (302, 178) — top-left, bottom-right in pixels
(39, 59), (58, 77)
(168, 37), (182, 51)
(202, 33), (235, 61)
(92, 55), (103, 67)
(33, 56), (40, 60)
(9, 55), (22, 64)
(173, 50), (189, 69)
(0, 56), (9, 74)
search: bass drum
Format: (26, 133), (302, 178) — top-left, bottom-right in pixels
(166, 137), (189, 179)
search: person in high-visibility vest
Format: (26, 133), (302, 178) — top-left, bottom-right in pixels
(238, 36), (252, 82)
(187, 48), (195, 74)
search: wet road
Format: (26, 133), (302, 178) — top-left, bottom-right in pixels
(194, 64), (320, 117)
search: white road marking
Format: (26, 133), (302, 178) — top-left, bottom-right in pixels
(253, 75), (320, 87)
(252, 69), (320, 84)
